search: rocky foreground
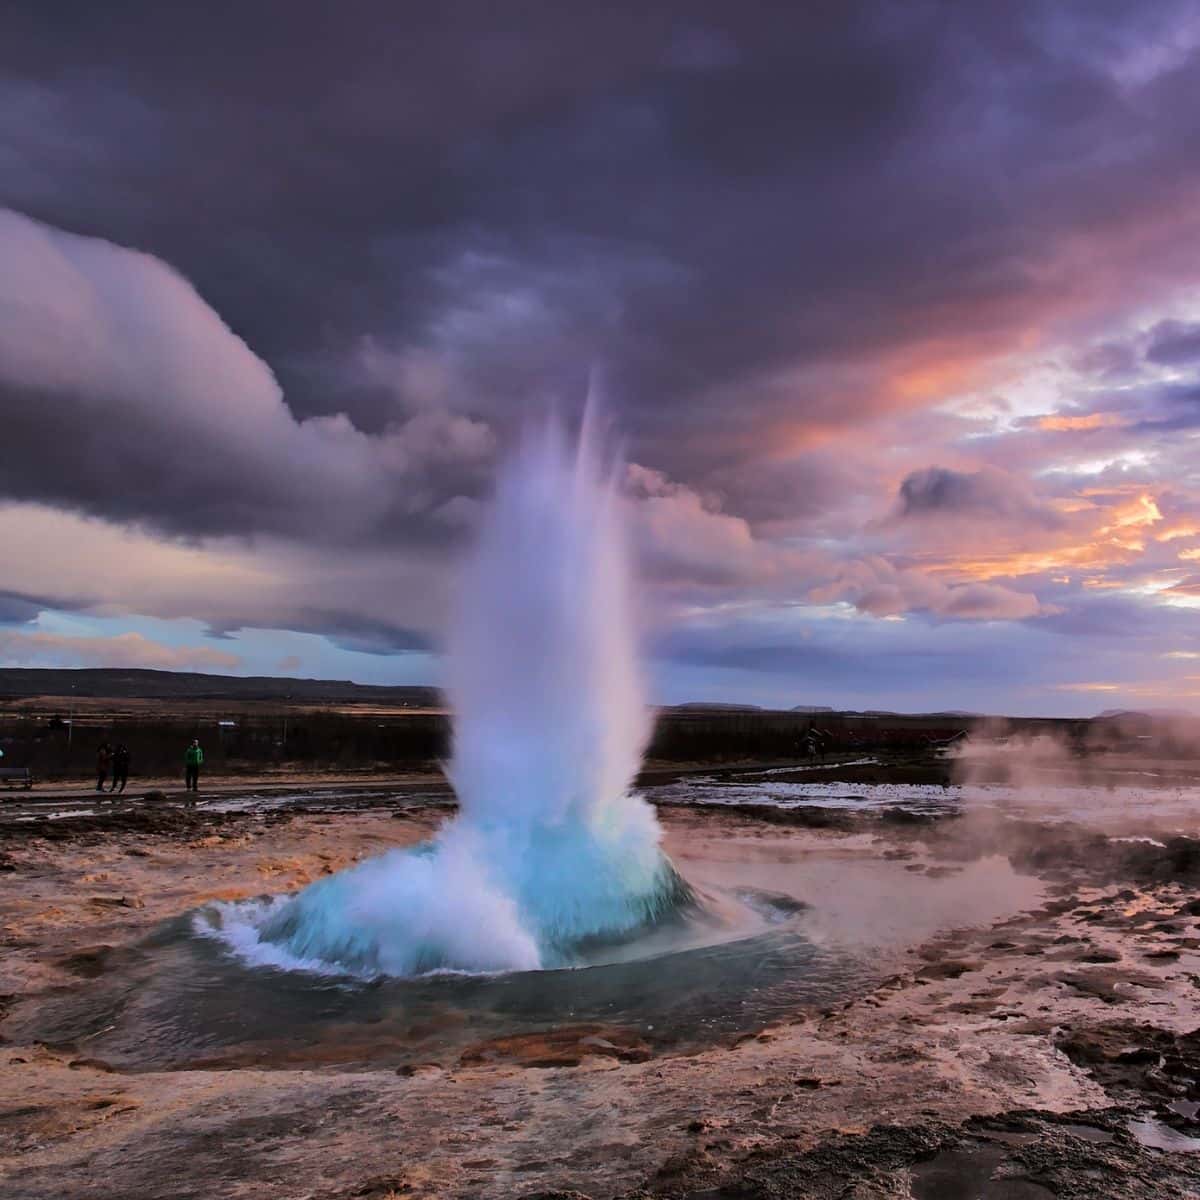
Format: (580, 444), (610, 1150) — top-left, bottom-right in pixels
(1, 796), (1199, 1199)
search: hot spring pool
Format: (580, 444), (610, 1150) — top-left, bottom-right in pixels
(15, 844), (1042, 1073)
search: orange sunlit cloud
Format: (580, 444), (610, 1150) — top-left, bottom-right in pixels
(919, 490), (1170, 587)
(892, 360), (979, 401)
(1159, 524), (1200, 543)
(1036, 412), (1126, 432)
(1102, 492), (1162, 533)
(936, 540), (1134, 582)
(884, 333), (1022, 405)
(761, 342), (1004, 459)
(1054, 680), (1200, 699)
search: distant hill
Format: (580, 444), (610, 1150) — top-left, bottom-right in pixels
(0, 668), (440, 706)
(790, 705), (834, 713)
(670, 702), (764, 712)
(1095, 708), (1195, 721)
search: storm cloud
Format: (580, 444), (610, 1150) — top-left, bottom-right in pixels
(896, 467), (1063, 530)
(7, 2), (1200, 469)
(0, 209), (495, 543)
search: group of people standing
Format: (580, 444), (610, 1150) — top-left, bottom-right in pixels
(95, 742), (131, 793)
(94, 738), (204, 794)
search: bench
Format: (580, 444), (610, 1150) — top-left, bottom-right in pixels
(0, 767), (32, 789)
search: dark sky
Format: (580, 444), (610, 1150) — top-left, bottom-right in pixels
(2, 1), (1200, 712)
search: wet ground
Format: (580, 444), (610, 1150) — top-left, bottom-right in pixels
(2, 767), (1200, 1197)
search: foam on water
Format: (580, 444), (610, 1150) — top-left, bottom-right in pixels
(209, 417), (688, 976)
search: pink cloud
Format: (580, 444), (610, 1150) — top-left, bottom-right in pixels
(0, 630), (241, 672)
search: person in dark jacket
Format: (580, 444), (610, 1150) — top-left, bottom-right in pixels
(110, 744), (130, 793)
(184, 739), (203, 795)
(96, 743), (112, 792)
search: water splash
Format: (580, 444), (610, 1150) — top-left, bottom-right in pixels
(231, 417), (688, 976)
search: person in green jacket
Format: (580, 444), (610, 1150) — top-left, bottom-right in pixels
(184, 739), (203, 795)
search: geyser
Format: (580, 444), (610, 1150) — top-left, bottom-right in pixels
(243, 418), (689, 975)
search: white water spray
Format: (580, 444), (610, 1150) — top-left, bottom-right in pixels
(230, 418), (688, 976)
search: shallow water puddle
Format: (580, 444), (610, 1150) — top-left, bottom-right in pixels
(1058, 1122), (1114, 1144)
(909, 1146), (1054, 1198)
(1128, 1116), (1200, 1152)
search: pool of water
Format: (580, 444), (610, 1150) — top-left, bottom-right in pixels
(13, 840), (1042, 1073)
(648, 772), (1200, 834)
(20, 889), (846, 1071)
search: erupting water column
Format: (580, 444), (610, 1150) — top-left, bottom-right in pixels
(254, 417), (689, 976)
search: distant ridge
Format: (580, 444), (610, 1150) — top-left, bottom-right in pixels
(790, 704), (834, 713)
(670, 701), (763, 712)
(1095, 707), (1195, 721)
(0, 667), (440, 706)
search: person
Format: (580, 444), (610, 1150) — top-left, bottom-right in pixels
(802, 724), (821, 761)
(110, 743), (130, 794)
(96, 743), (112, 792)
(184, 738), (203, 795)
